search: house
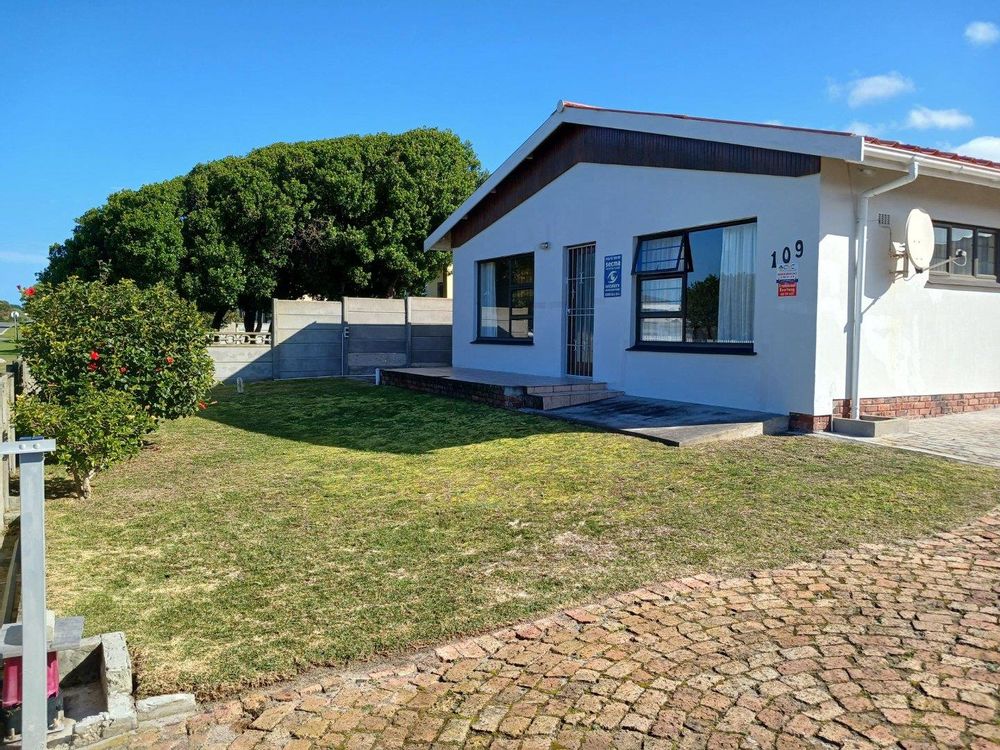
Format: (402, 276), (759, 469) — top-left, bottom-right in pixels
(422, 101), (1000, 430)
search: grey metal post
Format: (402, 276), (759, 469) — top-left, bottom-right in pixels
(1, 438), (56, 749)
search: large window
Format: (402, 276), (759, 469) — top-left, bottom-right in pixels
(477, 253), (534, 341)
(932, 221), (997, 281)
(634, 220), (756, 351)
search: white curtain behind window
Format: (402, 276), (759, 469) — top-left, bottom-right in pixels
(479, 262), (498, 337)
(718, 224), (756, 343)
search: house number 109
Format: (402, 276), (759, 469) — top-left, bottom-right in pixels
(770, 240), (804, 268)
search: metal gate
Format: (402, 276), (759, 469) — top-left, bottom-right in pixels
(566, 243), (596, 377)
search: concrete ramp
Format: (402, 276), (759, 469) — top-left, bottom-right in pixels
(525, 395), (789, 446)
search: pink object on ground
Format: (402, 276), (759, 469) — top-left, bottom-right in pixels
(2, 654), (59, 708)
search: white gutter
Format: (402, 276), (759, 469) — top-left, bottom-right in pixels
(847, 159), (919, 420)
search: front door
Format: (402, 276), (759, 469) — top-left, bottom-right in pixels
(566, 243), (596, 377)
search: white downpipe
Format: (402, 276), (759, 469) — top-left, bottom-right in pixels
(848, 159), (919, 420)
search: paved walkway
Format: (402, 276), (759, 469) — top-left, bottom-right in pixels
(136, 511), (1000, 750)
(872, 409), (1000, 468)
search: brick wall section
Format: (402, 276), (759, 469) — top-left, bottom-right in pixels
(790, 391), (1000, 432)
(833, 392), (1000, 419)
(789, 413), (831, 433)
(381, 370), (528, 409)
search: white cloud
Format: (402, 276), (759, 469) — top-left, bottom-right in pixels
(906, 106), (974, 130)
(829, 72), (915, 108)
(952, 136), (1000, 162)
(965, 21), (999, 46)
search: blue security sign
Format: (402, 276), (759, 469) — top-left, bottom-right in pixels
(604, 254), (622, 297)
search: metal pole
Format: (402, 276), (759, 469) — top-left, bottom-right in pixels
(1, 438), (55, 749)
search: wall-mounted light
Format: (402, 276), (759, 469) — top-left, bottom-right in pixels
(539, 241), (551, 250)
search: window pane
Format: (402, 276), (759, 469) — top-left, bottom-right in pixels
(951, 227), (974, 275)
(511, 254), (533, 285)
(510, 318), (531, 338)
(511, 287), (532, 316)
(687, 227), (723, 342)
(640, 318), (682, 342)
(976, 231), (996, 278)
(636, 235), (685, 273)
(933, 226), (948, 264)
(478, 262), (499, 337)
(640, 277), (682, 313)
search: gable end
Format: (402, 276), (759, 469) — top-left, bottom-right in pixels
(451, 123), (821, 247)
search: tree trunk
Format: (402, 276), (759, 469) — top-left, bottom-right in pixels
(211, 309), (227, 330)
(71, 469), (94, 499)
(243, 308), (258, 333)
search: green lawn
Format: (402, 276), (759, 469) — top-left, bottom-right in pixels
(0, 333), (19, 359)
(44, 378), (1000, 698)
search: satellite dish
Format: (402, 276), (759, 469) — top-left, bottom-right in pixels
(904, 208), (935, 271)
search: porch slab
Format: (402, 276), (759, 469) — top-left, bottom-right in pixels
(385, 366), (597, 389)
(524, 395), (789, 447)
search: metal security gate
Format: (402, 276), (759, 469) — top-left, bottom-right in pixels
(566, 243), (596, 377)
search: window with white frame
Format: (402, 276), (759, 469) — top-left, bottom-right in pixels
(633, 220), (756, 351)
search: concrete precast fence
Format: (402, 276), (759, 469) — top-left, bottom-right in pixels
(208, 297), (452, 383)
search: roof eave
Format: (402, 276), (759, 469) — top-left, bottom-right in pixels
(861, 142), (1000, 189)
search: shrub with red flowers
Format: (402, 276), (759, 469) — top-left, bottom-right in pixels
(18, 278), (214, 420)
(14, 278), (215, 496)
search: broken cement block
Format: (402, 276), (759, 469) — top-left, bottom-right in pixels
(136, 693), (198, 722)
(100, 632), (133, 697)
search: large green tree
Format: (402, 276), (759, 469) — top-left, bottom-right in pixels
(42, 129), (484, 328)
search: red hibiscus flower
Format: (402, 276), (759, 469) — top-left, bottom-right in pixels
(24, 287), (35, 297)
(87, 362), (97, 372)
(119, 366), (128, 374)
(165, 356), (174, 365)
(89, 351), (100, 361)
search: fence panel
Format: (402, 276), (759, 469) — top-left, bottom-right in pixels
(208, 297), (452, 382)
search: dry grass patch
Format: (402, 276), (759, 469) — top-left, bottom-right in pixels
(44, 378), (1000, 698)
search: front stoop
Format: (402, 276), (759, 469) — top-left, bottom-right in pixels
(831, 415), (910, 438)
(523, 383), (623, 411)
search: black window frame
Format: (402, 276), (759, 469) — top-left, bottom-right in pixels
(630, 218), (757, 356)
(931, 220), (999, 283)
(474, 252), (535, 344)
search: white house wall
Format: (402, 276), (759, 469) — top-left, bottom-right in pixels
(816, 160), (1000, 414)
(452, 162), (823, 415)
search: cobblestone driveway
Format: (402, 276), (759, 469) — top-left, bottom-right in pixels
(874, 409), (1000, 468)
(137, 511), (1000, 750)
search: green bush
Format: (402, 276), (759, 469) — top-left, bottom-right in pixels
(14, 385), (154, 498)
(20, 278), (215, 420)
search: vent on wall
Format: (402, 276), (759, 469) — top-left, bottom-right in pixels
(878, 213), (891, 226)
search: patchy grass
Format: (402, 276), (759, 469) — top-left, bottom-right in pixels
(0, 335), (19, 358)
(44, 378), (1000, 698)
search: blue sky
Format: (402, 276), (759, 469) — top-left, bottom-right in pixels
(2, 1), (999, 302)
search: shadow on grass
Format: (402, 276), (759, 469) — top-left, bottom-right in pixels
(195, 377), (589, 454)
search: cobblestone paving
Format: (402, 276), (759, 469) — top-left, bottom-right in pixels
(874, 409), (1000, 468)
(135, 511), (1000, 749)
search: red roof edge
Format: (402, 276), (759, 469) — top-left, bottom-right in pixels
(864, 136), (1000, 173)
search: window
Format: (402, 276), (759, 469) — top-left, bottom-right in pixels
(932, 222), (998, 281)
(477, 253), (534, 341)
(634, 221), (756, 351)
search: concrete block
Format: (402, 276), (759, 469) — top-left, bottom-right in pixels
(100, 632), (132, 697)
(831, 416), (910, 438)
(136, 693), (198, 722)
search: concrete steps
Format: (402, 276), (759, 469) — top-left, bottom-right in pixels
(524, 383), (623, 410)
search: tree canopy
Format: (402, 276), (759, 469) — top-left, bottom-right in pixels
(43, 129), (484, 327)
